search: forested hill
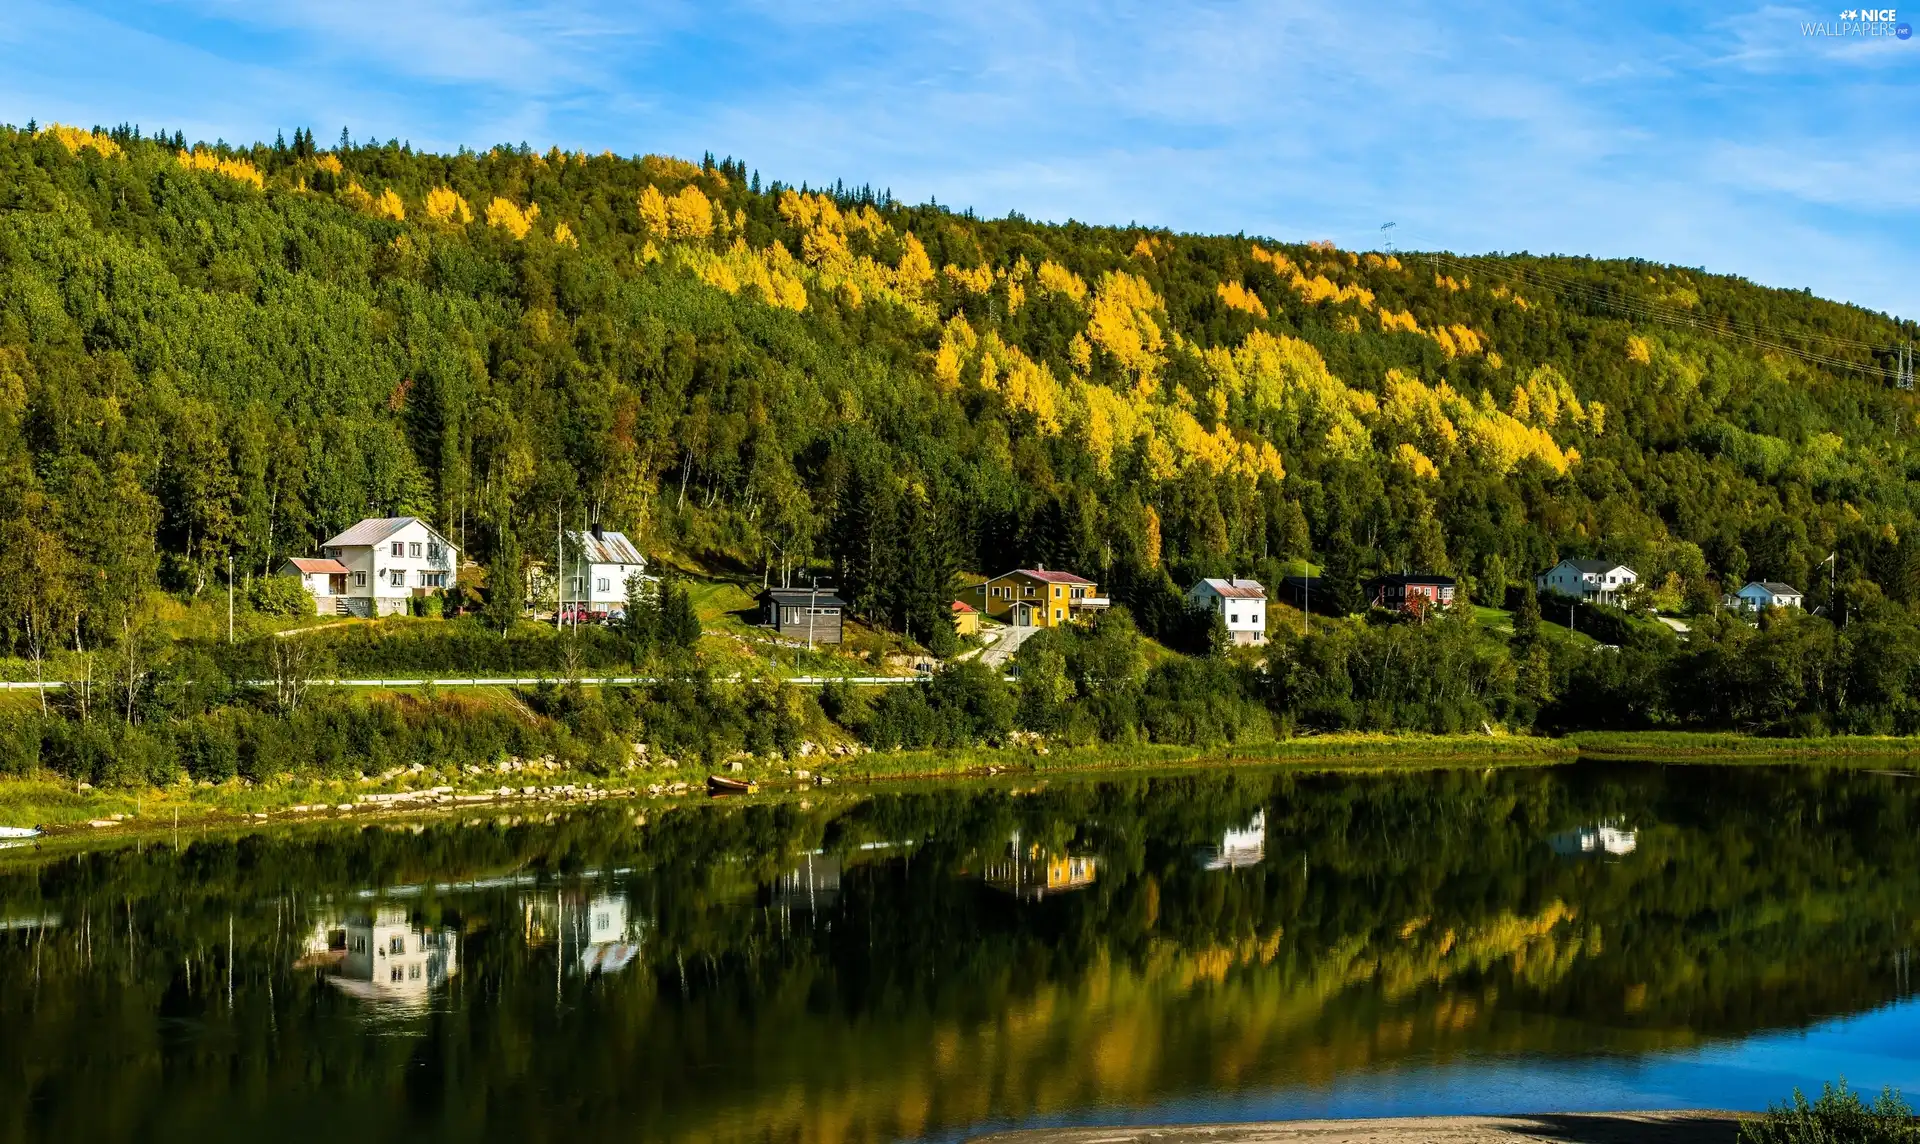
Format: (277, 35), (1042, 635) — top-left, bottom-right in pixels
(2, 121), (1917, 646)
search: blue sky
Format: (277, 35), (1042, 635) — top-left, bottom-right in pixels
(3, 1), (1916, 318)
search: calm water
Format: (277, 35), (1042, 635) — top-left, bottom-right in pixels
(4, 761), (1920, 1142)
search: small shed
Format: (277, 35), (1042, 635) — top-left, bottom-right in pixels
(950, 600), (980, 637)
(762, 587), (847, 644)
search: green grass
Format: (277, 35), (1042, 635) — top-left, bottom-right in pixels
(1570, 731), (1920, 758)
(1472, 605), (1514, 634)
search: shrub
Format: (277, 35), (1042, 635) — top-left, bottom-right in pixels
(1739, 1081), (1917, 1143)
(248, 575), (315, 617)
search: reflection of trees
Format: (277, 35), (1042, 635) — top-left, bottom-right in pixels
(1, 763), (1918, 1142)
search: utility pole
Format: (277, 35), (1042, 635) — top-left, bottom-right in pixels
(1900, 344), (1915, 392)
(1379, 222), (1396, 255)
(227, 555), (234, 644)
(807, 577), (818, 652)
(1821, 551), (1839, 623)
(556, 505), (563, 632)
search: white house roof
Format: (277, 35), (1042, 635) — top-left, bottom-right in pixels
(1195, 577), (1267, 600)
(1554, 558), (1633, 576)
(568, 530), (646, 565)
(1743, 580), (1801, 595)
(323, 517), (450, 549)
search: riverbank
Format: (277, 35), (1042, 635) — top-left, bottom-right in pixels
(12, 727), (1920, 839)
(1568, 730), (1920, 758)
(968, 1110), (1747, 1143)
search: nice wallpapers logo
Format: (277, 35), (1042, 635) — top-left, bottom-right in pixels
(1803, 8), (1913, 36)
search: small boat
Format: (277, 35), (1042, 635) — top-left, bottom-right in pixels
(0, 827), (40, 840)
(706, 774), (758, 796)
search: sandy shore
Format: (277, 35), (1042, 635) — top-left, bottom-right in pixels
(967, 1110), (1747, 1144)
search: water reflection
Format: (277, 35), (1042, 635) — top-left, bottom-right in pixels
(982, 835), (1099, 899)
(298, 907), (459, 1009)
(3, 760), (1920, 1144)
(1549, 821), (1639, 857)
(523, 891), (646, 976)
(1199, 808), (1266, 869)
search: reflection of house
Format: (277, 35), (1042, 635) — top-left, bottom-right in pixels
(301, 907), (459, 1007)
(962, 568), (1108, 629)
(768, 853), (842, 912)
(1199, 810), (1266, 870)
(523, 891), (645, 976)
(983, 840), (1099, 900)
(1549, 824), (1638, 857)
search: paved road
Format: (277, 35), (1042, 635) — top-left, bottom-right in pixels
(0, 674), (925, 691)
(973, 624), (1039, 669)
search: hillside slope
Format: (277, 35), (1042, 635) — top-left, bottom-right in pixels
(1, 121), (1917, 650)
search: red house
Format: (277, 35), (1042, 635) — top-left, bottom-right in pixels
(1366, 573), (1457, 615)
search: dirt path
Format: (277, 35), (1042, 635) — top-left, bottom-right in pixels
(967, 1111), (1746, 1144)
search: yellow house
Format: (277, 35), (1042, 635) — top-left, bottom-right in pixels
(950, 600), (981, 637)
(963, 567), (1108, 629)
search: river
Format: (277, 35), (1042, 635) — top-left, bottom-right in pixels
(2, 760), (1917, 1141)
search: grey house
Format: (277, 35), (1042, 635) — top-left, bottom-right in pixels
(761, 587), (847, 644)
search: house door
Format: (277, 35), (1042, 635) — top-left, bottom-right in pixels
(328, 574), (347, 595)
(1013, 603), (1033, 627)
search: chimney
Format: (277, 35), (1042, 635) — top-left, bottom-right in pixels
(591, 523), (604, 541)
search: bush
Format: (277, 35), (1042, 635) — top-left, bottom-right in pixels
(248, 575), (315, 617)
(1739, 1081), (1917, 1143)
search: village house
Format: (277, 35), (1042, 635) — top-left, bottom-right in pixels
(1185, 577), (1268, 646)
(289, 517), (459, 617)
(950, 600), (981, 637)
(1729, 580), (1804, 612)
(760, 585), (847, 645)
(559, 527), (650, 622)
(1535, 558), (1639, 606)
(1366, 573), (1457, 615)
(1276, 574), (1321, 612)
(962, 567), (1107, 629)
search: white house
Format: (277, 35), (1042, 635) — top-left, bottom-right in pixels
(296, 517), (459, 617)
(1185, 577), (1268, 646)
(560, 528), (650, 620)
(1535, 558), (1638, 606)
(1731, 580), (1803, 612)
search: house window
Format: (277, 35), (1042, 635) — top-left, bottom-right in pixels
(596, 577), (610, 593)
(391, 967), (404, 983)
(391, 542), (405, 558)
(409, 964), (421, 981)
(427, 543), (442, 561)
(409, 542), (422, 558)
(1054, 609), (1063, 621)
(353, 571), (367, 587)
(390, 569), (406, 588)
(389, 936), (405, 955)
(1054, 586), (1062, 598)
(420, 572), (446, 588)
